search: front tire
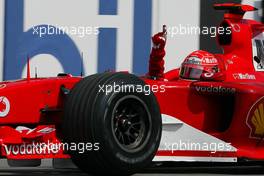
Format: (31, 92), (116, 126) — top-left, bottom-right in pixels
(62, 72), (162, 175)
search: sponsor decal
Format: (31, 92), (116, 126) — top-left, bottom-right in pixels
(247, 96), (264, 139)
(195, 85), (236, 94)
(0, 84), (6, 89)
(38, 127), (55, 134)
(202, 57), (218, 65)
(232, 24), (241, 33)
(0, 96), (10, 117)
(233, 73), (256, 80)
(184, 56), (218, 67)
(184, 56), (202, 65)
(203, 72), (214, 78)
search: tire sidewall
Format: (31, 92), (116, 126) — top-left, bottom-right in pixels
(93, 83), (161, 170)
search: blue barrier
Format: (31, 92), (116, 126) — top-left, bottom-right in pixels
(3, 0), (152, 80)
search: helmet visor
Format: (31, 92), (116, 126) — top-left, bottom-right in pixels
(180, 64), (204, 80)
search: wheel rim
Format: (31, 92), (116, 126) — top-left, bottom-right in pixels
(111, 95), (151, 152)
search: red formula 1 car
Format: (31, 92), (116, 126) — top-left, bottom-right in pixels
(0, 3), (263, 175)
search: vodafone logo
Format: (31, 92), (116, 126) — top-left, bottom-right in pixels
(0, 96), (10, 117)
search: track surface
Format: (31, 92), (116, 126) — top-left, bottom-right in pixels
(0, 165), (263, 176)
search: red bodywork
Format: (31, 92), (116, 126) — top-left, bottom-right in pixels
(0, 76), (81, 159)
(0, 3), (264, 161)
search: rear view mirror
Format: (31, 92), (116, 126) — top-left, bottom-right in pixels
(254, 56), (261, 64)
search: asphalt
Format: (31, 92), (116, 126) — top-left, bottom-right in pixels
(0, 165), (262, 176)
(0, 160), (263, 175)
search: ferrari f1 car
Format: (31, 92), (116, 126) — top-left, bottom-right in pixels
(0, 3), (263, 175)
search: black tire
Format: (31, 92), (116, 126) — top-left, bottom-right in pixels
(62, 72), (162, 175)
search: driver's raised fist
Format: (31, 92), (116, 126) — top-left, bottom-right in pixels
(152, 32), (166, 50)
